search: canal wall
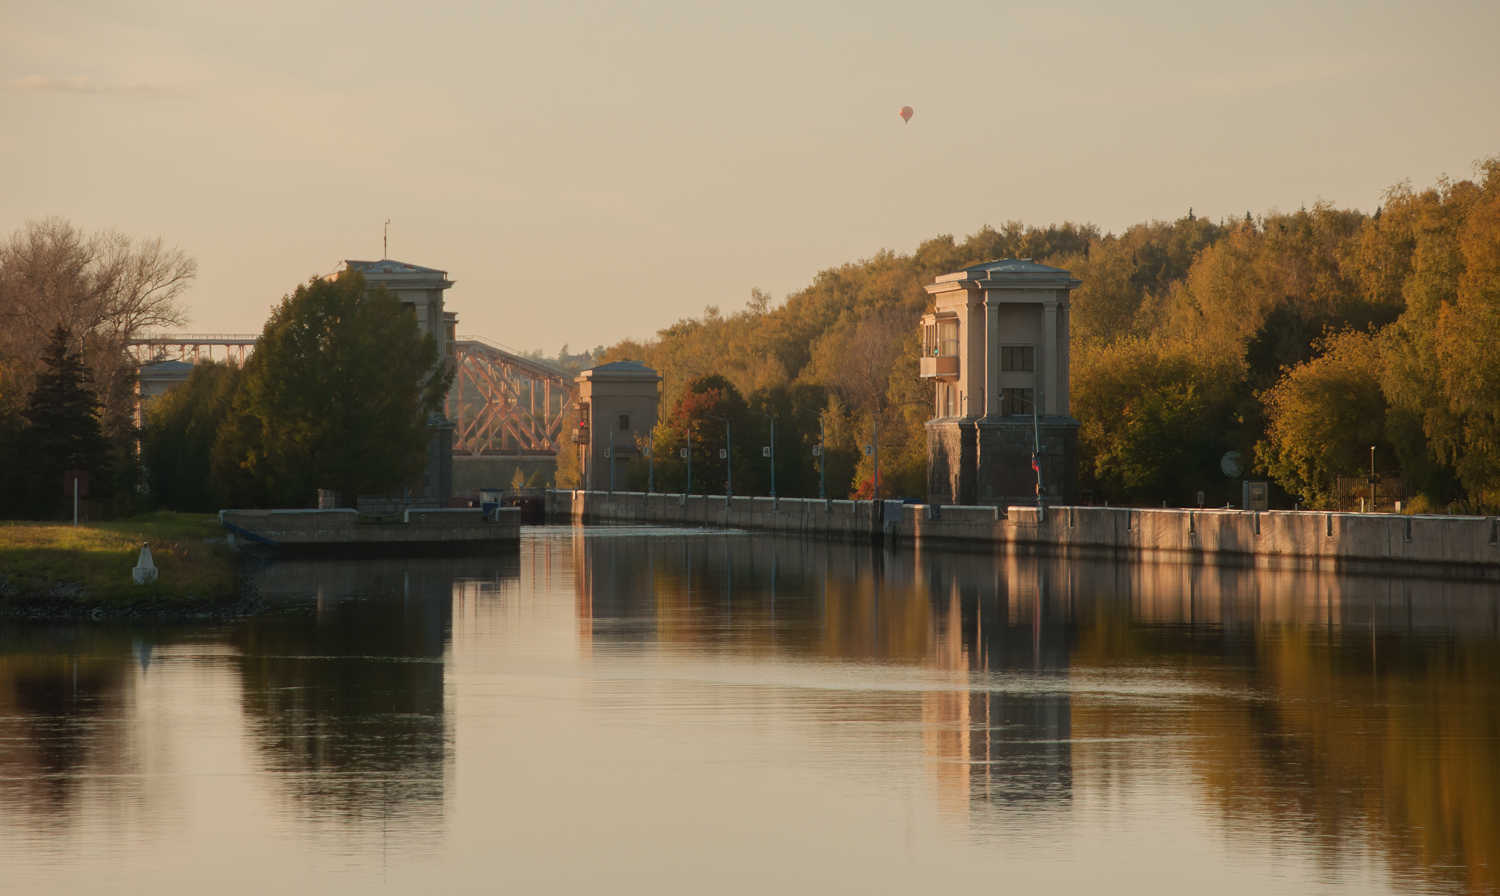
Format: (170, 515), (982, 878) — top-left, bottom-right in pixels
(221, 507), (520, 553)
(545, 489), (1500, 579)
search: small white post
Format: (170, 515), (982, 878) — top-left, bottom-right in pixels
(133, 543), (158, 585)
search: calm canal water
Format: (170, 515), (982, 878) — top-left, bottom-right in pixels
(1, 526), (1497, 895)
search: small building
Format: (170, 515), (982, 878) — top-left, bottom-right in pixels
(331, 259), (459, 510)
(573, 361), (661, 491)
(135, 359), (195, 420)
(921, 259), (1080, 507)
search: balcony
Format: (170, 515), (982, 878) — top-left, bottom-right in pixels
(920, 355), (960, 379)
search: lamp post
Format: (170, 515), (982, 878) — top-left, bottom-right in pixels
(680, 428), (693, 496)
(647, 431), (655, 494)
(1008, 392), (1045, 517)
(1369, 445), (1377, 513)
(749, 410), (776, 498)
(795, 406), (826, 500)
(607, 429), (615, 498)
(706, 414), (731, 497)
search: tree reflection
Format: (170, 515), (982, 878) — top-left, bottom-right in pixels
(232, 552), (516, 838)
(0, 625), (163, 829)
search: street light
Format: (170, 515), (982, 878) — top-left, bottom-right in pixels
(795, 406), (826, 500)
(749, 410), (775, 498)
(705, 414), (731, 497)
(1369, 445), (1377, 513)
(1006, 391), (1045, 518)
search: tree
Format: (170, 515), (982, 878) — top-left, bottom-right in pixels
(1257, 330), (1389, 508)
(14, 326), (110, 517)
(214, 270), (452, 507)
(0, 218), (195, 445)
(141, 360), (243, 511)
(1072, 338), (1237, 505)
(648, 375), (756, 496)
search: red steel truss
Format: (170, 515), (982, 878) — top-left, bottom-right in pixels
(449, 337), (573, 456)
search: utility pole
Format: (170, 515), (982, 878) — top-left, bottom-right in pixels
(706, 414), (731, 497)
(750, 410), (776, 498)
(798, 407), (827, 500)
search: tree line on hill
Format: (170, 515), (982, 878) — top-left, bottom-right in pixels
(572, 157), (1500, 513)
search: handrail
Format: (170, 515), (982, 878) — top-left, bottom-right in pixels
(129, 333), (260, 344)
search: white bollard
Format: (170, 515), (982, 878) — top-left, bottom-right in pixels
(132, 542), (158, 585)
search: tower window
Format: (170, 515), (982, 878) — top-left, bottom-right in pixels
(1001, 345), (1035, 371)
(619, 414), (630, 431)
(1001, 388), (1035, 417)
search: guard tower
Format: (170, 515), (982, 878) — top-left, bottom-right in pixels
(921, 260), (1080, 507)
(334, 259), (458, 509)
(574, 361), (661, 492)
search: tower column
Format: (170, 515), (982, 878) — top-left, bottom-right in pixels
(984, 299), (1001, 417)
(1042, 301), (1059, 415)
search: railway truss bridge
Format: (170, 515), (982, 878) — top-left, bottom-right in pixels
(129, 333), (574, 458)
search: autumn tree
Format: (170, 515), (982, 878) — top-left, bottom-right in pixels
(1257, 330), (1389, 508)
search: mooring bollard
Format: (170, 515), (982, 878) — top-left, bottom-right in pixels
(133, 542), (158, 585)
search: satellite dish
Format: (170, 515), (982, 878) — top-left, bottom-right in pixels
(899, 105), (913, 123)
(1220, 450), (1244, 478)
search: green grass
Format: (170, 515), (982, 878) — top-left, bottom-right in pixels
(0, 511), (237, 607)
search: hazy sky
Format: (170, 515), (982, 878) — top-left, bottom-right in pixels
(3, 0), (1497, 354)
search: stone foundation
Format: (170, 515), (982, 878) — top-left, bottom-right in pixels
(928, 416), (1078, 507)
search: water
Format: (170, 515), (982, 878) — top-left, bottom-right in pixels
(1, 525), (1496, 895)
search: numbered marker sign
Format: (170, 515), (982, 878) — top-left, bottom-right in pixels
(719, 449), (727, 459)
(679, 448), (688, 458)
(864, 445), (874, 456)
(762, 447), (771, 457)
(812, 446), (821, 457)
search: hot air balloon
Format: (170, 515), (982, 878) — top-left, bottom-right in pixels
(899, 106), (914, 123)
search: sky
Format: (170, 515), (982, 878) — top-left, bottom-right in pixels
(2, 0), (1498, 355)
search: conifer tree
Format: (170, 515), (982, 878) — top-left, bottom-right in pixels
(17, 325), (110, 517)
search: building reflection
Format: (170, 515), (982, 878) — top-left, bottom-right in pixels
(569, 530), (1499, 892)
(234, 551), (518, 839)
(569, 533), (1077, 827)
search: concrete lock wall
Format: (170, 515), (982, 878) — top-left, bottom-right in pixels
(545, 490), (1500, 579)
(222, 507), (520, 546)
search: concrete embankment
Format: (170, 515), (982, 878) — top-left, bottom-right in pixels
(221, 507), (520, 554)
(547, 490), (1500, 580)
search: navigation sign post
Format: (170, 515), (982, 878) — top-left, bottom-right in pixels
(64, 470), (90, 527)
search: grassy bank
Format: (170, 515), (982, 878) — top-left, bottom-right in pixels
(0, 512), (238, 611)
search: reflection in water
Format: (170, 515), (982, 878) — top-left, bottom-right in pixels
(0, 530), (1496, 895)
(571, 530), (1499, 894)
(237, 551), (520, 838)
(0, 626), (141, 825)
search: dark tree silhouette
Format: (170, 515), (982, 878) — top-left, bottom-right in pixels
(16, 325), (110, 517)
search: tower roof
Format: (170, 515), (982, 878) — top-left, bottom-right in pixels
(577, 359), (662, 383)
(932, 258), (1076, 284)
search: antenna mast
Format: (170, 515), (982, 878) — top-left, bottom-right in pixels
(383, 219), (390, 260)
